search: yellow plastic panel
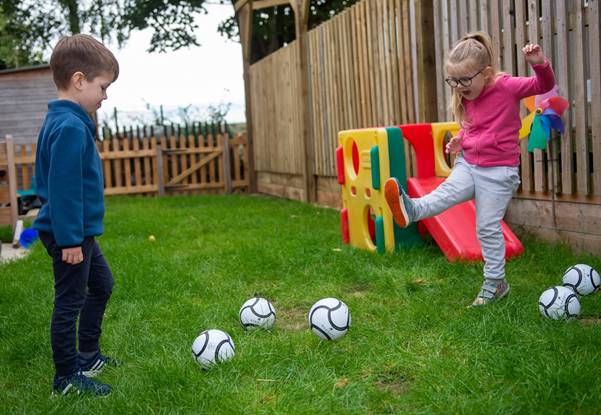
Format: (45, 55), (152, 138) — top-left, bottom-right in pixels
(338, 128), (395, 252)
(431, 122), (460, 177)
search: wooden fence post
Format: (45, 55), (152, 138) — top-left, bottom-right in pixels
(237, 1), (257, 194)
(291, 0), (315, 203)
(222, 134), (233, 194)
(156, 145), (165, 196)
(415, 0), (437, 123)
(6, 135), (18, 233)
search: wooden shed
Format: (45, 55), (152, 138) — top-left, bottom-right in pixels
(0, 65), (56, 145)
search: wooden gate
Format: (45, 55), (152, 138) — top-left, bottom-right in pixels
(100, 132), (249, 196)
(3, 132), (249, 199)
(161, 133), (234, 195)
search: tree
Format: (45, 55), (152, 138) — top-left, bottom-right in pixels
(218, 0), (360, 63)
(0, 0), (210, 68)
(0, 0), (359, 69)
(0, 3), (49, 68)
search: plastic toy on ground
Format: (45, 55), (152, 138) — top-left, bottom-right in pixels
(336, 122), (524, 262)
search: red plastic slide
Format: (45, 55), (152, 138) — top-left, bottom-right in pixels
(407, 176), (524, 262)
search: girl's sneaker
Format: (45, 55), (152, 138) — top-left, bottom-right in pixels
(52, 369), (111, 396)
(384, 178), (411, 228)
(79, 353), (120, 378)
(471, 280), (510, 306)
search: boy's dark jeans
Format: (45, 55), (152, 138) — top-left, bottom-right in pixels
(39, 232), (114, 377)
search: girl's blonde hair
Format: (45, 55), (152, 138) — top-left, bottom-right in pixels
(446, 31), (498, 123)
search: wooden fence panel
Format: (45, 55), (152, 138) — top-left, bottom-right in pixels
(132, 136), (142, 189)
(249, 42), (303, 176)
(556, 0), (574, 195)
(207, 133), (217, 193)
(591, 0), (601, 195)
(11, 143), (35, 192)
(573, 1), (589, 195)
(179, 134), (189, 194)
(243, 1), (429, 180)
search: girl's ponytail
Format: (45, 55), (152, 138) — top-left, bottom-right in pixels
(461, 31), (498, 73)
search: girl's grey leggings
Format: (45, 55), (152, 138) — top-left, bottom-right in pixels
(407, 156), (520, 280)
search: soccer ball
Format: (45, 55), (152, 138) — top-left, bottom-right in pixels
(562, 264), (601, 296)
(308, 298), (351, 340)
(239, 297), (276, 330)
(538, 286), (581, 320)
(191, 329), (235, 368)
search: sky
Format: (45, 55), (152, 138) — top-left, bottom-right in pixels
(97, 3), (246, 127)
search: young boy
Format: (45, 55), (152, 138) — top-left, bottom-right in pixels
(33, 34), (119, 396)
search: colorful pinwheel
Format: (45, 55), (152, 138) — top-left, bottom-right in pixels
(518, 85), (569, 152)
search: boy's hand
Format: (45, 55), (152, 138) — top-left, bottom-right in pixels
(62, 246), (83, 264)
(522, 44), (545, 65)
(445, 136), (463, 154)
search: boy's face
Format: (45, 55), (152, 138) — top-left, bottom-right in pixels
(77, 72), (113, 113)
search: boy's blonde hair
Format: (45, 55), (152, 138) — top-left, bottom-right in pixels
(446, 31), (498, 123)
(50, 34), (119, 90)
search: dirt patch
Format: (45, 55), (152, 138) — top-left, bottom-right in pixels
(347, 283), (371, 298)
(259, 393), (277, 404)
(276, 306), (308, 331)
(373, 374), (410, 394)
(579, 318), (601, 326)
(364, 367), (411, 394)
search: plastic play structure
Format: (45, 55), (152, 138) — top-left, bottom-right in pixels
(336, 123), (524, 262)
(336, 127), (422, 254)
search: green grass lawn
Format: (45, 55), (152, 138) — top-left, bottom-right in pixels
(1, 194), (601, 414)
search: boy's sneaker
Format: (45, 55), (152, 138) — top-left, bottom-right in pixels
(384, 178), (411, 228)
(52, 369), (111, 396)
(471, 280), (510, 306)
(79, 353), (120, 378)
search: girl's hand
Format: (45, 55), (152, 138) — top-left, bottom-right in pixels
(445, 136), (463, 154)
(522, 44), (545, 65)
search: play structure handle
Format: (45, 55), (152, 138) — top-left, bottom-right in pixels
(370, 146), (380, 190)
(340, 208), (349, 244)
(336, 146), (345, 184)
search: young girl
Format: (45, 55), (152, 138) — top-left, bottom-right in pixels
(385, 31), (555, 306)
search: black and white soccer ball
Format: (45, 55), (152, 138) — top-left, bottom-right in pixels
(539, 286), (581, 320)
(308, 298), (351, 340)
(562, 264), (601, 296)
(239, 297), (276, 330)
(191, 329), (235, 368)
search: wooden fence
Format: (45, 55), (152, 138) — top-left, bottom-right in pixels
(4, 132), (249, 201)
(250, 0), (434, 204)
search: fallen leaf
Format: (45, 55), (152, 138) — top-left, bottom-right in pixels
(334, 378), (349, 389)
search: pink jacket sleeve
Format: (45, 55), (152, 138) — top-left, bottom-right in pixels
(503, 59), (556, 99)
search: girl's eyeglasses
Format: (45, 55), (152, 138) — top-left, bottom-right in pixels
(445, 69), (483, 88)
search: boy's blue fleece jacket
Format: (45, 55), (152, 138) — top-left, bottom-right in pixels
(33, 100), (104, 247)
